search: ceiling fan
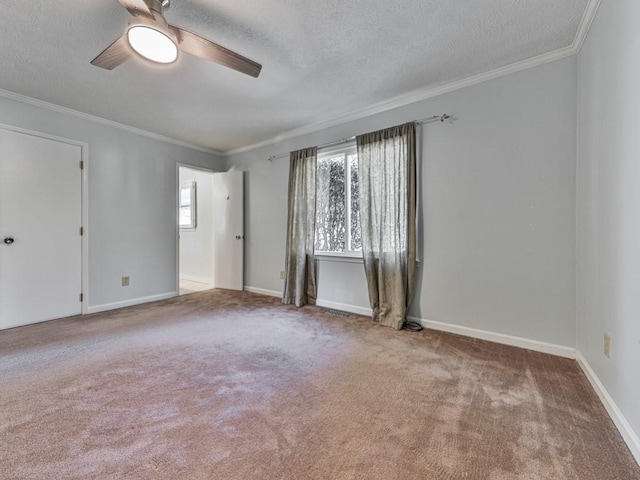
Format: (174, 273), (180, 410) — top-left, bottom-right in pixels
(91, 0), (262, 78)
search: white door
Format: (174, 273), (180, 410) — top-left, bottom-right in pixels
(213, 171), (243, 291)
(0, 128), (82, 330)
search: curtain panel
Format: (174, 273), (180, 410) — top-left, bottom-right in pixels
(283, 147), (318, 307)
(356, 122), (417, 330)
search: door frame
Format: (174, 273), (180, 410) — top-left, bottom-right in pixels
(175, 163), (217, 294)
(0, 122), (89, 315)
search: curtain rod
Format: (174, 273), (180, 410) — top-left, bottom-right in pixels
(267, 113), (451, 162)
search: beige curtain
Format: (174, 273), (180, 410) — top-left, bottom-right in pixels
(283, 147), (318, 307)
(356, 123), (417, 330)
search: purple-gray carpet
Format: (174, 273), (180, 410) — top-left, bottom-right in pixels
(1, 290), (638, 479)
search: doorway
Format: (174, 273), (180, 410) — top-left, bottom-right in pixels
(176, 165), (244, 295)
(178, 166), (215, 295)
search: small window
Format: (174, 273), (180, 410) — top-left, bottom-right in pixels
(179, 180), (197, 230)
(315, 144), (361, 257)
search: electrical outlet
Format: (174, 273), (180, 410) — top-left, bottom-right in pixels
(280, 271), (285, 280)
(604, 333), (611, 358)
(122, 276), (130, 287)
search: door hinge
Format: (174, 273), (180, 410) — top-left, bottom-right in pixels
(80, 293), (84, 302)
(80, 160), (84, 170)
(80, 227), (84, 236)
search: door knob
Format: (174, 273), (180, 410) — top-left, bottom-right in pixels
(4, 237), (15, 245)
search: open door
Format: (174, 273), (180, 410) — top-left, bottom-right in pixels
(213, 171), (244, 291)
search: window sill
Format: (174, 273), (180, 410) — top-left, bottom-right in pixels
(315, 252), (363, 264)
(315, 254), (423, 266)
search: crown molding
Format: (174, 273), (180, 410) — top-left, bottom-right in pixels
(224, 0), (603, 158)
(0, 88), (224, 157)
(224, 45), (577, 157)
(573, 0), (602, 51)
(0, 0), (601, 159)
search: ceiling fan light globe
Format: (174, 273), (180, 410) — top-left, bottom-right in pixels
(127, 25), (178, 64)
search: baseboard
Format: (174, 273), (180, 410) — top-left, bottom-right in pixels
(244, 288), (575, 359)
(316, 299), (372, 317)
(179, 274), (214, 285)
(576, 352), (640, 465)
(86, 292), (178, 314)
(239, 287), (639, 464)
(244, 286), (282, 298)
(409, 316), (576, 359)
(244, 287), (372, 316)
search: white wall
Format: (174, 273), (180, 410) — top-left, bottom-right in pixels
(179, 167), (214, 284)
(228, 56), (578, 348)
(0, 95), (224, 311)
(316, 258), (371, 315)
(576, 0), (640, 447)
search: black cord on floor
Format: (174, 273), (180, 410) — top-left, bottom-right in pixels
(402, 321), (424, 332)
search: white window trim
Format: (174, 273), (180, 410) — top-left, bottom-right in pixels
(179, 180), (197, 231)
(345, 148), (355, 253)
(316, 251), (362, 262)
(314, 142), (361, 258)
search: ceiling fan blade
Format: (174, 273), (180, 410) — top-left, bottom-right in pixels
(118, 0), (154, 18)
(90, 34), (131, 70)
(169, 25), (262, 78)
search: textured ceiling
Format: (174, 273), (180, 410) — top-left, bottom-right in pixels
(0, 0), (588, 153)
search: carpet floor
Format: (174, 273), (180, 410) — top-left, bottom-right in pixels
(0, 290), (638, 479)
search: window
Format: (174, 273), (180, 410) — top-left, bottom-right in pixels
(315, 145), (361, 256)
(179, 180), (197, 230)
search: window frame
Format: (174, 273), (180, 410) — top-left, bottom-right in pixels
(179, 180), (197, 231)
(314, 143), (361, 259)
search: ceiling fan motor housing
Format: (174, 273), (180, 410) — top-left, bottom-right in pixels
(146, 0), (170, 14)
(128, 1), (174, 37)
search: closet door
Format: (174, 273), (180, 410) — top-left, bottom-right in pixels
(0, 128), (82, 330)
